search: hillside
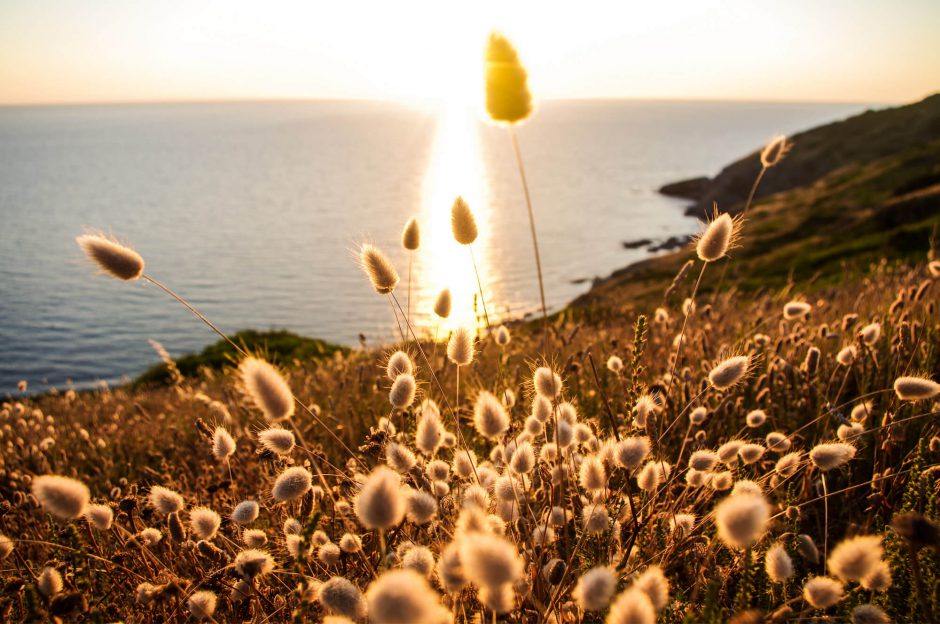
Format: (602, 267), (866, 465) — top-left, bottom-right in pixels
(661, 93), (940, 216)
(577, 95), (940, 313)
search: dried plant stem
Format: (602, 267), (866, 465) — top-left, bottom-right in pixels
(469, 246), (491, 330)
(141, 274), (363, 469)
(821, 471), (830, 568)
(509, 126), (548, 347)
(712, 165), (765, 299)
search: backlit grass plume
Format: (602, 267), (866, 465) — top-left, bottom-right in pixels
(240, 356), (294, 422)
(76, 232), (144, 280)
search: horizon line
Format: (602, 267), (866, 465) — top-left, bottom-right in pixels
(0, 93), (919, 110)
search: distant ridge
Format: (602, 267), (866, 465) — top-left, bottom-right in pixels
(661, 93), (940, 216)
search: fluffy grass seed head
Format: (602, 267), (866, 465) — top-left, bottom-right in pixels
(389, 373), (417, 409)
(695, 207), (740, 262)
(851, 605), (891, 624)
(235, 548), (274, 580)
(765, 543), (794, 582)
(31, 475), (90, 520)
(803, 576), (844, 609)
(534, 366), (562, 399)
(38, 566), (63, 597)
(783, 300), (812, 320)
(633, 565), (670, 611)
(232, 500), (260, 526)
(258, 427), (296, 455)
(149, 485), (184, 515)
(828, 535), (883, 582)
(190, 506), (221, 540)
(473, 390), (509, 439)
(573, 566), (617, 611)
(451, 196), (478, 245)
(212, 426), (236, 460)
(187, 590), (218, 620)
(485, 32), (533, 124)
(708, 355), (750, 390)
(459, 532), (524, 589)
(360, 243), (399, 294)
(494, 325), (511, 347)
(715, 492), (770, 549)
(240, 357), (294, 422)
(402, 217), (420, 251)
(365, 569), (449, 624)
(433, 289), (451, 319)
(447, 326), (474, 366)
(355, 466), (405, 530)
(86, 504), (114, 530)
(760, 134), (791, 168)
(893, 375), (940, 400)
(272, 466), (313, 502)
(319, 576), (366, 619)
(76, 232), (145, 280)
(810, 442), (856, 471)
(386, 350), (413, 380)
(607, 588), (656, 624)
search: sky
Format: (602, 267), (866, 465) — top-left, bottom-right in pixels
(1, 0), (938, 106)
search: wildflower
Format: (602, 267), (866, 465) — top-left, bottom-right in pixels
(583, 504), (610, 534)
(360, 243), (399, 294)
(738, 443), (765, 465)
(509, 441), (536, 474)
(607, 355), (624, 372)
(860, 560), (892, 592)
(573, 566), (617, 611)
(797, 534), (820, 564)
(671, 513), (695, 535)
(272, 466), (313, 502)
(637, 461), (670, 491)
(415, 411), (444, 455)
(689, 406), (708, 425)
(765, 432), (791, 453)
(484, 33), (533, 124)
(802, 576), (843, 609)
(31, 475), (90, 520)
(494, 325), (511, 346)
(447, 327), (474, 366)
(459, 532), (524, 589)
(76, 233), (144, 280)
(243, 529), (267, 548)
(893, 375), (940, 400)
(355, 466), (405, 530)
(715, 493), (770, 549)
(859, 322), (881, 344)
(240, 357), (294, 422)
(319, 542), (341, 566)
(775, 452), (801, 478)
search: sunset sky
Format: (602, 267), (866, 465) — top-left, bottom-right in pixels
(1, 0), (938, 106)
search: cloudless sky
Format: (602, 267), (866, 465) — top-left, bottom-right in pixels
(1, 0), (938, 105)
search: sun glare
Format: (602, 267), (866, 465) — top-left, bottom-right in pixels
(416, 101), (491, 336)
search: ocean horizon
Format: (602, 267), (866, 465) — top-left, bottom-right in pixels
(0, 98), (873, 394)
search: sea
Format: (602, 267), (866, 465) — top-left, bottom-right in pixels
(0, 99), (872, 394)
